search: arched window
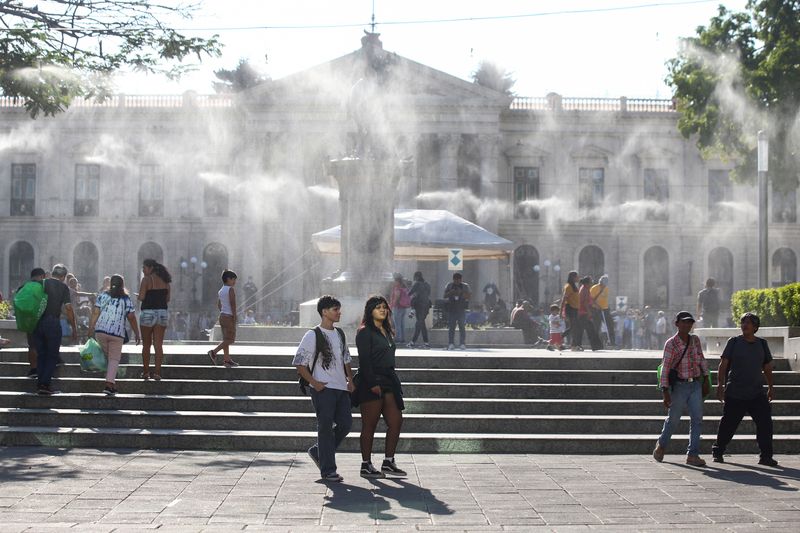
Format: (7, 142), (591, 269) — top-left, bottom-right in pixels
(513, 245), (539, 304)
(578, 245), (605, 282)
(73, 241), (99, 292)
(202, 243), (228, 305)
(643, 246), (669, 308)
(772, 248), (797, 286)
(708, 247), (734, 302)
(9, 241), (34, 294)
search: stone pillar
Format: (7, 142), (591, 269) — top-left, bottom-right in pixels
(478, 134), (500, 206)
(438, 133), (461, 190)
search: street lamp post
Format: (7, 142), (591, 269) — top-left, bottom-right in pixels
(533, 259), (561, 306)
(758, 130), (769, 288)
(180, 256), (207, 306)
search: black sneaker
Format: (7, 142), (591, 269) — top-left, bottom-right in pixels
(36, 385), (59, 396)
(103, 386), (117, 396)
(712, 454), (724, 463)
(758, 457), (779, 467)
(360, 462), (385, 479)
(381, 460), (407, 476)
(27, 368), (38, 378)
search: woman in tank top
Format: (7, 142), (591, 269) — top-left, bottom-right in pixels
(138, 258), (171, 380)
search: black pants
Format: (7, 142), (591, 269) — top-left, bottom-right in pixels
(412, 306), (429, 343)
(574, 314), (602, 350)
(712, 394), (773, 459)
(564, 306), (578, 346)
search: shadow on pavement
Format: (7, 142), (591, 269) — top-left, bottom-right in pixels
(322, 477), (454, 521)
(699, 463), (799, 491)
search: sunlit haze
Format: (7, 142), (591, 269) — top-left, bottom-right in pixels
(115, 0), (748, 98)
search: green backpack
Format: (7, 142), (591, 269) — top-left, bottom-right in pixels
(13, 280), (48, 333)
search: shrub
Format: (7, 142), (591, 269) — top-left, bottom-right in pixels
(730, 283), (800, 326)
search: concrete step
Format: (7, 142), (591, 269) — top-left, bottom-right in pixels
(9, 362), (800, 386)
(5, 376), (800, 400)
(1, 391), (798, 416)
(6, 348), (781, 371)
(1, 425), (798, 454)
(3, 407), (799, 435)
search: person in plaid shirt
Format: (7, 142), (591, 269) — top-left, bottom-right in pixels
(653, 311), (710, 466)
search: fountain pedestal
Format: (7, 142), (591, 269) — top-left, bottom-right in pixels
(299, 156), (411, 327)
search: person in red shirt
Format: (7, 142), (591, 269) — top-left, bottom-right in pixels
(573, 276), (602, 351)
(653, 311), (710, 466)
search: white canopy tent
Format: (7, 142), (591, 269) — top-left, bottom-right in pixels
(311, 209), (515, 260)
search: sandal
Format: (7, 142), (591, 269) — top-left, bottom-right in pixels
(223, 359), (239, 368)
(151, 373), (162, 381)
(208, 350), (217, 366)
(141, 371), (151, 380)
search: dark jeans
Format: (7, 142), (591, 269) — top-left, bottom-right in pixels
(574, 314), (601, 349)
(564, 306), (578, 346)
(598, 308), (615, 346)
(712, 393), (773, 459)
(412, 306), (429, 343)
(33, 315), (62, 387)
(448, 309), (466, 345)
(703, 312), (719, 328)
(309, 387), (353, 476)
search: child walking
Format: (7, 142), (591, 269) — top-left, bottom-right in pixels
(547, 304), (567, 351)
(208, 270), (239, 367)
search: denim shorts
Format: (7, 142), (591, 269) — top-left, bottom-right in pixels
(140, 308), (168, 328)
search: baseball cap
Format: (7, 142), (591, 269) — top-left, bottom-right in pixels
(675, 311), (695, 322)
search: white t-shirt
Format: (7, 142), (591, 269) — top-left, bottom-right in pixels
(548, 314), (566, 334)
(292, 326), (352, 391)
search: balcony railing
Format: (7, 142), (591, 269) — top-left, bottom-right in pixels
(510, 95), (676, 113)
(0, 92), (674, 112)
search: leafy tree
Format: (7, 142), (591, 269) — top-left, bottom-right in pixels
(471, 60), (515, 96)
(666, 0), (800, 191)
(213, 58), (268, 93)
(0, 1), (222, 117)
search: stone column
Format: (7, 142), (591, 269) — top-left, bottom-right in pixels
(438, 133), (461, 190)
(478, 134), (500, 206)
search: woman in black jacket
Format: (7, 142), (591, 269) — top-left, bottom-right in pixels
(354, 294), (406, 478)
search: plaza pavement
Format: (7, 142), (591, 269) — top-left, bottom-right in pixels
(1, 447), (799, 532)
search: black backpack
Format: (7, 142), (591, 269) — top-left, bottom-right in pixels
(298, 326), (347, 394)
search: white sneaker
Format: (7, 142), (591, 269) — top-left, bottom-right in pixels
(447, 343), (455, 350)
(459, 344), (466, 350)
(407, 342), (415, 348)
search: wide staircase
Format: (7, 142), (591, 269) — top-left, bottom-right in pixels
(1, 345), (799, 454)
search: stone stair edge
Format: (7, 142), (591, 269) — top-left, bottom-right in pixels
(4, 408), (799, 422)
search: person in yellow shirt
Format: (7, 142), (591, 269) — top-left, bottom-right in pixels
(560, 271), (581, 348)
(590, 275), (615, 348)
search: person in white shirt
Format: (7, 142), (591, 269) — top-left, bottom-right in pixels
(293, 295), (355, 482)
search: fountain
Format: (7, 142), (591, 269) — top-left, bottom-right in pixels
(299, 32), (412, 327)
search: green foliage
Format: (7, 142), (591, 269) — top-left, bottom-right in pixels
(666, 0), (800, 192)
(0, 1), (222, 117)
(213, 59), (269, 93)
(731, 282), (800, 326)
(471, 60), (515, 96)
(0, 300), (10, 319)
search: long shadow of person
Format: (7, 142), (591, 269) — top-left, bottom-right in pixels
(699, 463), (800, 492)
(321, 478), (455, 522)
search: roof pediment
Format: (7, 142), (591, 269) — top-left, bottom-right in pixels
(570, 144), (613, 160)
(504, 143), (550, 159)
(244, 40), (512, 109)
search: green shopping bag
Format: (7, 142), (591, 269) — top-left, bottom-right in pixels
(80, 338), (107, 372)
(13, 280), (48, 333)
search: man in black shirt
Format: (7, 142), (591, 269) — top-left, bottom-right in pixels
(696, 278), (720, 328)
(444, 273), (471, 350)
(33, 264), (77, 395)
(711, 312), (777, 466)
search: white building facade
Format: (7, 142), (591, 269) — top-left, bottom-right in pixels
(1, 37), (797, 321)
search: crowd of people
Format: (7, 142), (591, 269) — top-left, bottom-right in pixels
(5, 261), (250, 396)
